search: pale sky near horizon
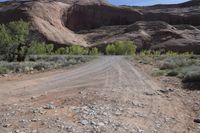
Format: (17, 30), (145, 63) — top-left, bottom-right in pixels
(108, 0), (189, 6)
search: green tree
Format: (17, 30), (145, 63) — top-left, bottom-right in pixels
(55, 47), (69, 55)
(69, 45), (88, 55)
(89, 48), (99, 55)
(28, 41), (54, 55)
(106, 41), (137, 55)
(0, 20), (30, 61)
(106, 44), (116, 55)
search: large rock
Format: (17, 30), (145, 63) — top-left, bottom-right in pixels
(0, 0), (200, 53)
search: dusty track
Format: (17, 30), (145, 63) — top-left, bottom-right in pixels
(0, 56), (198, 133)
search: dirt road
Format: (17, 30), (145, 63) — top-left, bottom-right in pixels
(0, 56), (198, 133)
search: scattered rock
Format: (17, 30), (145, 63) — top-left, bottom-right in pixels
(3, 123), (11, 128)
(43, 103), (55, 110)
(194, 118), (200, 123)
(159, 88), (174, 94)
(31, 119), (38, 122)
(98, 122), (105, 126)
(31, 96), (37, 100)
(2, 74), (8, 77)
(138, 128), (145, 133)
(114, 111), (122, 116)
(31, 129), (37, 133)
(80, 120), (89, 125)
(144, 92), (156, 96)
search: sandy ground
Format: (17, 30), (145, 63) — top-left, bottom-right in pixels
(0, 56), (199, 133)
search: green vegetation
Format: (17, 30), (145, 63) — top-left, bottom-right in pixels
(28, 41), (54, 55)
(135, 50), (200, 85)
(106, 41), (137, 55)
(0, 66), (10, 74)
(55, 46), (100, 55)
(0, 55), (96, 74)
(0, 20), (30, 62)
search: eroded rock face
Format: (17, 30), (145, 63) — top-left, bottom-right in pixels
(0, 0), (200, 53)
(65, 4), (142, 31)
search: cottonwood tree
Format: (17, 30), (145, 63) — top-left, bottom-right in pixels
(0, 20), (30, 61)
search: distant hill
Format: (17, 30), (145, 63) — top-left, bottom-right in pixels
(0, 0), (200, 53)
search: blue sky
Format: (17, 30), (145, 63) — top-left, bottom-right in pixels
(108, 0), (189, 6)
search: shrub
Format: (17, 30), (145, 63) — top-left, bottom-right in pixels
(151, 69), (166, 77)
(69, 45), (88, 55)
(106, 41), (137, 55)
(160, 57), (196, 70)
(89, 48), (99, 55)
(106, 44), (116, 55)
(0, 66), (10, 74)
(180, 66), (200, 82)
(167, 70), (179, 77)
(55, 47), (69, 55)
(28, 41), (54, 55)
(33, 62), (52, 71)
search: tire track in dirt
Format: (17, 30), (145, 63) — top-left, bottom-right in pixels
(0, 56), (197, 132)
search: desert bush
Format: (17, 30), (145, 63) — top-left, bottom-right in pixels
(182, 66), (200, 83)
(160, 57), (196, 70)
(0, 55), (95, 75)
(89, 48), (99, 55)
(68, 45), (88, 55)
(151, 69), (166, 77)
(0, 66), (10, 74)
(28, 41), (54, 55)
(33, 62), (53, 71)
(55, 47), (69, 55)
(166, 70), (179, 76)
(165, 51), (179, 56)
(106, 44), (116, 55)
(106, 41), (137, 55)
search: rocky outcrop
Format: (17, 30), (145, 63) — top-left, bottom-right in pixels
(65, 4), (142, 31)
(0, 0), (200, 53)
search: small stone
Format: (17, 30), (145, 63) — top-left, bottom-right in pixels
(144, 92), (155, 96)
(115, 111), (122, 116)
(31, 96), (37, 100)
(3, 123), (11, 128)
(2, 74), (8, 77)
(43, 103), (55, 110)
(32, 129), (37, 133)
(194, 118), (200, 123)
(80, 120), (89, 125)
(31, 119), (38, 122)
(138, 129), (144, 133)
(159, 88), (174, 94)
(98, 122), (105, 126)
(15, 130), (20, 133)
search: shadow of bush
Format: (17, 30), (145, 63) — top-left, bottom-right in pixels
(182, 82), (200, 90)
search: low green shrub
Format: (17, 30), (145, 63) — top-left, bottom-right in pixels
(55, 46), (99, 55)
(180, 66), (200, 82)
(0, 55), (95, 75)
(89, 48), (99, 55)
(151, 69), (166, 77)
(166, 70), (179, 77)
(0, 66), (10, 74)
(28, 41), (54, 55)
(106, 41), (137, 55)
(160, 57), (196, 70)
